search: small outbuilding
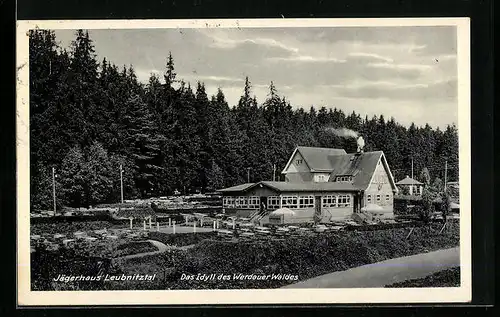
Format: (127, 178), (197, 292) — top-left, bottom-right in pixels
(396, 176), (423, 196)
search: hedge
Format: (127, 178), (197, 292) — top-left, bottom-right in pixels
(147, 232), (216, 247)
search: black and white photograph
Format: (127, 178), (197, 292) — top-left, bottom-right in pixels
(16, 18), (471, 305)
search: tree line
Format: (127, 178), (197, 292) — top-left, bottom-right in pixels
(29, 30), (459, 210)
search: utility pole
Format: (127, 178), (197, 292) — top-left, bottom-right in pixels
(52, 167), (56, 214)
(444, 160), (448, 192)
(410, 157), (414, 195)
(120, 164), (124, 203)
(247, 167), (251, 183)
(273, 164), (276, 182)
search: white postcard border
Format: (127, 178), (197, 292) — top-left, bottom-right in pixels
(16, 17), (471, 306)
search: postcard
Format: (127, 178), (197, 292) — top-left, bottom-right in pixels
(16, 17), (471, 305)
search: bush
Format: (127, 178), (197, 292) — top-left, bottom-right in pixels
(113, 241), (158, 257)
(147, 232), (216, 247)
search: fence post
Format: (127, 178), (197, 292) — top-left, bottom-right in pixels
(149, 217), (152, 229)
(213, 220), (216, 231)
(157, 222), (159, 232)
(168, 218), (171, 227)
(194, 222), (197, 233)
(173, 221), (176, 234)
(129, 217), (133, 229)
(439, 222), (447, 234)
(405, 227), (414, 239)
(201, 217), (204, 227)
(143, 220), (146, 231)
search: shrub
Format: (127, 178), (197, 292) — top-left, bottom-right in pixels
(147, 232), (216, 247)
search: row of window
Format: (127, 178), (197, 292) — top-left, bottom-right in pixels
(335, 176), (353, 182)
(223, 196), (260, 209)
(322, 195), (352, 208)
(223, 195), (353, 209)
(366, 194), (391, 203)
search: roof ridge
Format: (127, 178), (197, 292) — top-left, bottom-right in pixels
(297, 146), (345, 150)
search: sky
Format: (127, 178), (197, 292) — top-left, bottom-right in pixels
(53, 26), (458, 129)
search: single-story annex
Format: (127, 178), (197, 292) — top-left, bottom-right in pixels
(217, 138), (399, 225)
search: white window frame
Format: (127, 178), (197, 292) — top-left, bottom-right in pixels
(267, 196), (280, 209)
(367, 194), (372, 203)
(337, 194), (351, 208)
(376, 194), (381, 203)
(281, 196), (298, 209)
(336, 176), (352, 183)
(298, 195), (315, 208)
(385, 194), (390, 202)
(296, 159), (303, 165)
(223, 196), (236, 208)
(322, 195), (337, 208)
(248, 196), (260, 209)
(235, 196), (249, 208)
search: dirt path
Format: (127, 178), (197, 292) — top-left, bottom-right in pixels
(283, 247), (460, 288)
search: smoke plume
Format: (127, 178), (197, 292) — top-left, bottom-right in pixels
(324, 127), (359, 138)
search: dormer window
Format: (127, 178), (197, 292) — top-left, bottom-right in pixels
(336, 175), (352, 182)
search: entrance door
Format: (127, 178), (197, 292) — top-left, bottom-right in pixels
(314, 196), (322, 222)
(353, 194), (360, 213)
(260, 197), (267, 213)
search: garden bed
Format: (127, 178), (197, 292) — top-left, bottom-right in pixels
(385, 267), (460, 287)
(147, 232), (216, 247)
(30, 221), (125, 235)
(109, 222), (460, 290)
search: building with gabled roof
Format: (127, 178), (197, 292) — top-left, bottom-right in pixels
(395, 176), (423, 195)
(218, 141), (398, 224)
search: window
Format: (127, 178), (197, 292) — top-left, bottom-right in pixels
(248, 196), (260, 209)
(376, 194), (381, 203)
(322, 195), (337, 208)
(296, 159), (303, 165)
(298, 196), (315, 208)
(367, 194), (372, 203)
(281, 196), (298, 209)
(223, 197), (236, 208)
(337, 195), (351, 207)
(235, 196), (248, 208)
(268, 196), (281, 209)
(385, 194), (390, 202)
(336, 176), (352, 182)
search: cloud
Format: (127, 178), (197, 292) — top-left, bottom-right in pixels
(367, 62), (433, 71)
(346, 52), (394, 63)
(177, 74), (245, 86)
(268, 55), (346, 63)
(329, 78), (457, 100)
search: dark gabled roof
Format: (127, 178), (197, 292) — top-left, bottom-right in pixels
(217, 183), (255, 193)
(396, 176), (423, 185)
(260, 181), (357, 192)
(326, 151), (388, 190)
(282, 146), (347, 173)
(218, 181), (357, 194)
